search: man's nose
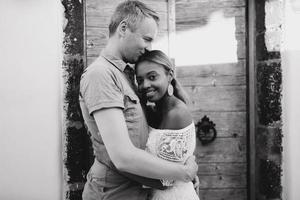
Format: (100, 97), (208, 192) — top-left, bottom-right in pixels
(145, 43), (152, 51)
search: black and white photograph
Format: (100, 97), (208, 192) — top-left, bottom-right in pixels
(1, 0), (300, 200)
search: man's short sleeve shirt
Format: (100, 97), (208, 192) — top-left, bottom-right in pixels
(79, 51), (149, 166)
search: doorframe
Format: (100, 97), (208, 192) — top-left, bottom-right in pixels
(81, 0), (257, 199)
(83, 0), (87, 68)
(246, 0), (256, 200)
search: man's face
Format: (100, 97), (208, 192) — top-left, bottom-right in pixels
(121, 17), (158, 64)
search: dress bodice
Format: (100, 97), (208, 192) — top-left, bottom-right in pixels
(145, 123), (196, 164)
(145, 123), (200, 200)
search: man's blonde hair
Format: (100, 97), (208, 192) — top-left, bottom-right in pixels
(108, 0), (159, 37)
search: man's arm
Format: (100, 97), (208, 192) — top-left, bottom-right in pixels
(119, 171), (167, 190)
(93, 107), (198, 181)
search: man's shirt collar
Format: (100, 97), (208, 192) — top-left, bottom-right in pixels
(100, 49), (134, 72)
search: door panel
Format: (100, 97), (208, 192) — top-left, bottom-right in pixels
(175, 0), (247, 199)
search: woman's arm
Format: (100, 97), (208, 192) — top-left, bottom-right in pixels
(93, 107), (198, 182)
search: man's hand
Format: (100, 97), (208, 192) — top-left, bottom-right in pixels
(192, 175), (200, 196)
(183, 155), (198, 182)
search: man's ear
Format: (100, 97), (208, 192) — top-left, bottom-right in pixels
(118, 20), (128, 37)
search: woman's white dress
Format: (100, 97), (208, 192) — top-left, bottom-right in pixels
(145, 123), (200, 200)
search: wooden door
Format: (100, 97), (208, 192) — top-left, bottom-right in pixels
(85, 0), (247, 200)
(175, 0), (247, 200)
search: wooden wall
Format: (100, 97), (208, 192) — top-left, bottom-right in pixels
(175, 0), (247, 199)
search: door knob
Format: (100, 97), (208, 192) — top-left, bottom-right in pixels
(195, 115), (217, 145)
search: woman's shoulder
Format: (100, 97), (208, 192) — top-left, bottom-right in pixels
(164, 101), (193, 130)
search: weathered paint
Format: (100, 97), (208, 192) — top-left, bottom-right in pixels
(62, 0), (93, 199)
(255, 0), (281, 61)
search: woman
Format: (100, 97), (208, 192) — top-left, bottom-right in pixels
(135, 50), (200, 200)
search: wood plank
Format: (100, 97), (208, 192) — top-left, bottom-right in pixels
(86, 0), (168, 13)
(176, 16), (245, 34)
(176, 61), (246, 77)
(86, 29), (169, 57)
(236, 33), (246, 59)
(176, 0), (245, 8)
(176, 5), (245, 23)
(178, 74), (246, 86)
(197, 163), (247, 175)
(86, 12), (168, 28)
(192, 111), (246, 138)
(199, 188), (247, 200)
(176, 0), (245, 7)
(198, 174), (247, 188)
(86, 9), (168, 17)
(167, 0), (176, 59)
(176, 9), (245, 23)
(86, 9), (168, 16)
(86, 27), (168, 38)
(184, 85), (246, 112)
(235, 16), (246, 33)
(195, 137), (246, 162)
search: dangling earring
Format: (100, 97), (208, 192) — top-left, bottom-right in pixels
(167, 84), (174, 96)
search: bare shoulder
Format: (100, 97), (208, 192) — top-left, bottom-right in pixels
(163, 101), (193, 130)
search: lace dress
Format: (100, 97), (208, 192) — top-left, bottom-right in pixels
(145, 123), (200, 200)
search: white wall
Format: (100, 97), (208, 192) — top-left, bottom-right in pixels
(282, 0), (300, 200)
(0, 0), (63, 199)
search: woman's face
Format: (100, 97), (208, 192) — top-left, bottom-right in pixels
(136, 60), (171, 102)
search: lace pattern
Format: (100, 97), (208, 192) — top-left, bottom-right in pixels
(145, 123), (196, 186)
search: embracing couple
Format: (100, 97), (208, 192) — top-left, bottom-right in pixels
(79, 1), (200, 200)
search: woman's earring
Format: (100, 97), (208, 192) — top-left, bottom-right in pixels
(167, 84), (174, 96)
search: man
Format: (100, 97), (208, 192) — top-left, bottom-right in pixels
(79, 1), (198, 200)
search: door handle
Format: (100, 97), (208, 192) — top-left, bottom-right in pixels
(195, 115), (217, 145)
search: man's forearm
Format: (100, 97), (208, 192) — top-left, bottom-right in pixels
(119, 171), (167, 190)
(118, 148), (194, 182)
